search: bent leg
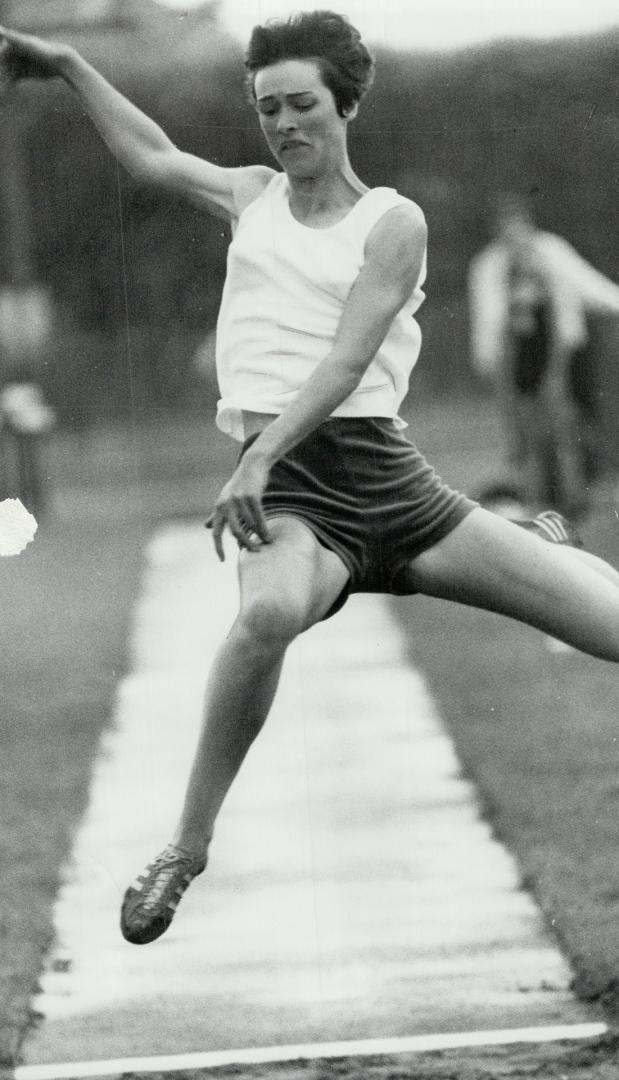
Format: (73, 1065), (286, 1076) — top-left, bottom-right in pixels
(404, 506), (619, 661)
(120, 516), (350, 944)
(173, 516), (350, 857)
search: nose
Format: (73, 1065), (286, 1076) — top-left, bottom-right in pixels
(276, 107), (297, 133)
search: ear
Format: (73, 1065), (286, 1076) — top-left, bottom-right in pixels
(343, 101), (359, 122)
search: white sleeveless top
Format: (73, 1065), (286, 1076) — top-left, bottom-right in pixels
(215, 172), (426, 441)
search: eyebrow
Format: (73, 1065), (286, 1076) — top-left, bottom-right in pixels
(256, 91), (316, 104)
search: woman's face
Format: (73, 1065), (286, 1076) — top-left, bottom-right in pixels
(253, 58), (353, 178)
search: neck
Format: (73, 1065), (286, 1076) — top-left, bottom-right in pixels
(287, 166), (367, 225)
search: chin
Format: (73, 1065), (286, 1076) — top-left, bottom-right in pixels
(281, 161), (318, 180)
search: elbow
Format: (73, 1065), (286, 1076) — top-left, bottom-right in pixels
(339, 365), (371, 398)
(330, 341), (387, 392)
(125, 155), (164, 187)
(338, 359), (367, 389)
(125, 143), (176, 188)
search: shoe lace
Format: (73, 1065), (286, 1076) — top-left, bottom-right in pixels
(140, 849), (192, 912)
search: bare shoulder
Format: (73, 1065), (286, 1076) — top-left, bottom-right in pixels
(373, 200), (427, 244)
(365, 199), (427, 268)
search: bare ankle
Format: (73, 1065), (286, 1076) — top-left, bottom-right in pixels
(171, 833), (212, 860)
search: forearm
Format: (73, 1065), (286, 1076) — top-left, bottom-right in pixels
(57, 49), (174, 180)
(244, 357), (362, 468)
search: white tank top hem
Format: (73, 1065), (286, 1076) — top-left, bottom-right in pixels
(215, 173), (426, 442)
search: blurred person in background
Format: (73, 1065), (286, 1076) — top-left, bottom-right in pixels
(3, 11), (619, 950)
(0, 381), (55, 513)
(468, 193), (619, 519)
(0, 287), (57, 513)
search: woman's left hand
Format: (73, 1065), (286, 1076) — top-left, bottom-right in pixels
(206, 454), (272, 561)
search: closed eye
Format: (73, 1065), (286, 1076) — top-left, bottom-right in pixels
(255, 95), (317, 117)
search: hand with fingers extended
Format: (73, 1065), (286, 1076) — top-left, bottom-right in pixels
(0, 26), (70, 88)
(206, 453), (272, 561)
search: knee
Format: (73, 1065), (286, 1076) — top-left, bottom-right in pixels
(234, 590), (308, 651)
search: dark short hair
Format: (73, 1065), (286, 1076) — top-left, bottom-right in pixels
(245, 10), (375, 117)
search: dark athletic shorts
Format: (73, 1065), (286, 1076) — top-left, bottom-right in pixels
(241, 417), (476, 614)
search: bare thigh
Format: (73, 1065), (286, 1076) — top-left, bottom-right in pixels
(237, 515), (351, 634)
(403, 506), (619, 661)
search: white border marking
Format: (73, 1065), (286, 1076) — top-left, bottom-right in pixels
(15, 1023), (608, 1079)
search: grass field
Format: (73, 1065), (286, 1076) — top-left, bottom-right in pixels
(2, 393), (619, 1078)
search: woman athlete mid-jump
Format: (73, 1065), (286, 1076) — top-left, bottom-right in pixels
(2, 11), (619, 947)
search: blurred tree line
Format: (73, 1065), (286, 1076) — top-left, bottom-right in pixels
(0, 7), (617, 427)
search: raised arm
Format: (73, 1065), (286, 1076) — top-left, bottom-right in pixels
(0, 26), (273, 221)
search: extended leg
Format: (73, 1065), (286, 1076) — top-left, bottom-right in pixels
(518, 510), (619, 587)
(404, 506), (619, 660)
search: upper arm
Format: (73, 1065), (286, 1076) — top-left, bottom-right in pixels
(547, 238), (619, 315)
(139, 148), (275, 223)
(330, 202), (427, 371)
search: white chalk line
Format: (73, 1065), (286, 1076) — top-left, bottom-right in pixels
(15, 1022), (608, 1079)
